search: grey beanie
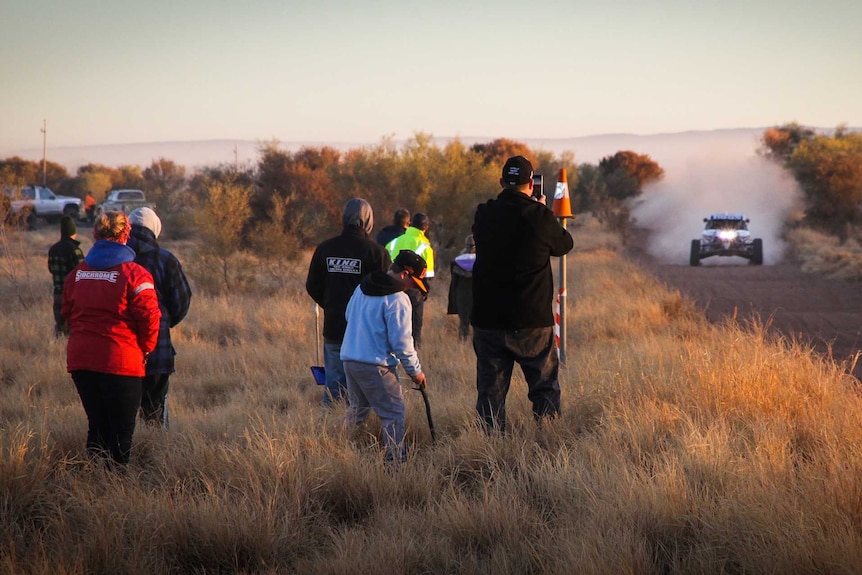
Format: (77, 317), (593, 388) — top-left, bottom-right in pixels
(342, 198), (374, 236)
(128, 207), (162, 239)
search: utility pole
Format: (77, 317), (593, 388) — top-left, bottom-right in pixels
(233, 144), (239, 173)
(41, 118), (47, 186)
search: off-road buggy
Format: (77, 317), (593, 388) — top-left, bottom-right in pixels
(690, 214), (763, 266)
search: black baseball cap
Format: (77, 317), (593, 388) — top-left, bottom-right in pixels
(502, 155), (533, 186)
(393, 250), (429, 293)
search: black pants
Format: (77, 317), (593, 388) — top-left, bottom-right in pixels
(473, 326), (561, 432)
(406, 288), (426, 348)
(53, 293), (68, 337)
(140, 373), (171, 428)
(72, 370), (142, 466)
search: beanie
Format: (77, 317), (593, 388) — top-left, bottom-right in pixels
(128, 207), (162, 239)
(60, 215), (76, 238)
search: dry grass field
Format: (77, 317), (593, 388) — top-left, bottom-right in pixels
(2, 218), (862, 574)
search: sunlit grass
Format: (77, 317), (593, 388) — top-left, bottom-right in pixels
(2, 222), (862, 573)
(786, 225), (862, 281)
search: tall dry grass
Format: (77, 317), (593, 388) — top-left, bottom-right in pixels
(2, 219), (862, 574)
(786, 226), (862, 281)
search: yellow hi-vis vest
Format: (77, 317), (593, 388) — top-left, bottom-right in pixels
(386, 227), (435, 278)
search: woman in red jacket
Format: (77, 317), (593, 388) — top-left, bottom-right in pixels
(62, 211), (161, 468)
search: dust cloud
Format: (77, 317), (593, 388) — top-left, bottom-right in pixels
(630, 152), (804, 266)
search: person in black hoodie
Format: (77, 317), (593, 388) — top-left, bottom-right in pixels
(307, 198), (392, 406)
(471, 155), (574, 432)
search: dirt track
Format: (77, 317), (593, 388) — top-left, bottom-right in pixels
(630, 251), (862, 380)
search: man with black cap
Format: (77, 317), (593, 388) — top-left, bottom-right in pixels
(341, 249), (428, 464)
(385, 212), (435, 347)
(471, 155), (574, 432)
(47, 215), (85, 336)
(307, 198), (391, 406)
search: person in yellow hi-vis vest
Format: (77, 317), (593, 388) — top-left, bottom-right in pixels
(385, 213), (434, 347)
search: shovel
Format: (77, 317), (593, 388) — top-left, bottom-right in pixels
(311, 304), (326, 386)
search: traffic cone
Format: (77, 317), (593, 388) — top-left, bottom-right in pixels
(552, 168), (573, 218)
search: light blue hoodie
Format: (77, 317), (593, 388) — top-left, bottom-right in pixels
(340, 271), (421, 377)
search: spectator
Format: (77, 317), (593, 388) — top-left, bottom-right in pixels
(375, 208), (410, 247)
(62, 211), (160, 468)
(471, 155), (573, 432)
(47, 215), (84, 337)
(385, 212), (435, 347)
(127, 207), (192, 429)
(341, 249), (428, 465)
(84, 191), (97, 223)
(306, 198), (391, 406)
(447, 234), (475, 340)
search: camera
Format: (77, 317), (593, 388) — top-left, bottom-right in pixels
(532, 174), (544, 202)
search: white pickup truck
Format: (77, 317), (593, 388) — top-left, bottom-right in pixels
(95, 189), (155, 217)
(4, 185), (84, 226)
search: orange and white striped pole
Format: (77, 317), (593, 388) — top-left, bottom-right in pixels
(552, 168), (574, 365)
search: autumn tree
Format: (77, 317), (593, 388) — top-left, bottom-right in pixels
(471, 138), (538, 170)
(0, 157), (68, 191)
(398, 136), (498, 251)
(598, 150), (665, 200)
(759, 122), (816, 163)
(143, 158), (187, 212)
(334, 139), (405, 224)
(255, 142), (342, 247)
(786, 131), (862, 233)
(69, 164), (133, 201)
(191, 173), (253, 292)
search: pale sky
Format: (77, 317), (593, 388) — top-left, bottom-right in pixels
(2, 0), (860, 154)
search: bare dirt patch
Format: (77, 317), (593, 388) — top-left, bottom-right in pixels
(629, 245), (862, 379)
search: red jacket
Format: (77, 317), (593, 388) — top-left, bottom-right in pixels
(63, 255), (161, 377)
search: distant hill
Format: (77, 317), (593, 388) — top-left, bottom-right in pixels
(0, 128), (783, 172)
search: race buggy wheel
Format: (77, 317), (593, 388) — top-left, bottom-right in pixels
(690, 240), (701, 266)
(751, 238), (764, 265)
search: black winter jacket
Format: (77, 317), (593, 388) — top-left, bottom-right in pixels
(306, 226), (391, 342)
(471, 188), (573, 329)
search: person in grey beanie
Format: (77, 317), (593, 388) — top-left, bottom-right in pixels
(306, 198), (391, 406)
(127, 207), (192, 428)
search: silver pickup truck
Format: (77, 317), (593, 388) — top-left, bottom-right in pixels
(95, 189), (155, 216)
(3, 185), (84, 226)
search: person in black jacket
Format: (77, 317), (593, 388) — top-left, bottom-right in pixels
(471, 155), (574, 432)
(375, 207), (410, 247)
(306, 198), (391, 406)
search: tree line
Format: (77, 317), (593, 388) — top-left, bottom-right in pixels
(1, 134), (664, 250)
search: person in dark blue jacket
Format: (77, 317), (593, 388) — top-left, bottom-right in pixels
(127, 207), (192, 429)
(471, 156), (573, 432)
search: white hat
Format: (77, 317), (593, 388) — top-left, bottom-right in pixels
(128, 207), (162, 239)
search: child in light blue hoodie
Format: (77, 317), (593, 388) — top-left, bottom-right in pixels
(341, 250), (428, 464)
